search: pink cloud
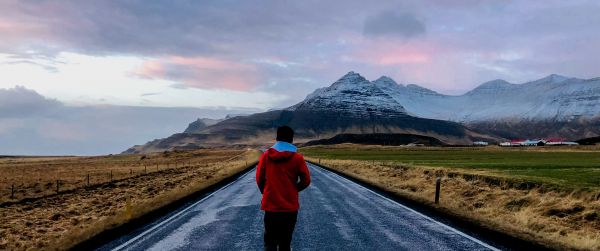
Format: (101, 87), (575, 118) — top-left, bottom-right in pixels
(134, 56), (262, 91)
(0, 20), (47, 45)
(343, 38), (486, 93)
(135, 60), (165, 78)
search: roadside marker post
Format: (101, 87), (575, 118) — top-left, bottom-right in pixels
(435, 177), (441, 204)
(11, 184), (14, 199)
(87, 174), (90, 187)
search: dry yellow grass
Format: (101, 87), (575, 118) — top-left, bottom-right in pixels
(307, 158), (600, 251)
(0, 150), (253, 203)
(0, 149), (261, 250)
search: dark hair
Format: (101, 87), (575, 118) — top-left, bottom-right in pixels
(276, 126), (294, 143)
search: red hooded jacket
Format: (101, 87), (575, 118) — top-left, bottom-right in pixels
(256, 148), (311, 212)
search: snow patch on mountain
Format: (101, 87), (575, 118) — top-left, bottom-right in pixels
(291, 72), (600, 123)
(379, 74), (600, 122)
(287, 72), (407, 118)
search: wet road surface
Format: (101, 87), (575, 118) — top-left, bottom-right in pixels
(100, 163), (499, 251)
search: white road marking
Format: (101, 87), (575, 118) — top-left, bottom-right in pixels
(311, 163), (500, 251)
(112, 163), (500, 251)
(111, 169), (254, 251)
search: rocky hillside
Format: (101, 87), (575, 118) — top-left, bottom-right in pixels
(302, 133), (446, 147)
(124, 72), (491, 153)
(125, 71), (600, 153)
(183, 118), (223, 133)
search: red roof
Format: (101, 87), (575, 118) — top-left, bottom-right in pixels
(545, 138), (565, 143)
(510, 139), (526, 143)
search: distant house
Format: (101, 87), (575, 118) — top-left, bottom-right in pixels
(500, 138), (579, 147)
(473, 141), (489, 146)
(510, 139), (526, 146)
(499, 139), (524, 147)
(545, 138), (579, 146)
(521, 140), (545, 146)
(545, 138), (565, 145)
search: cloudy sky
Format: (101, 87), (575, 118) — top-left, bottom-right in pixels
(1, 0), (599, 155)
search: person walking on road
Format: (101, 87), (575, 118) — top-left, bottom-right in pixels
(256, 126), (311, 251)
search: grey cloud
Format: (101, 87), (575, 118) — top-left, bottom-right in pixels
(141, 92), (160, 97)
(0, 86), (260, 155)
(2, 0), (362, 57)
(0, 86), (62, 118)
(1, 1), (599, 110)
(169, 83), (189, 90)
(363, 11), (426, 38)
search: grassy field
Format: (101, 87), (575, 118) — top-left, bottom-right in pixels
(0, 149), (260, 250)
(302, 145), (600, 188)
(302, 144), (600, 250)
(0, 150), (251, 203)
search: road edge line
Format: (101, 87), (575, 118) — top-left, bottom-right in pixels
(111, 168), (255, 250)
(311, 163), (500, 250)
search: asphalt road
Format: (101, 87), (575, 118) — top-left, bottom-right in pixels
(100, 163), (499, 251)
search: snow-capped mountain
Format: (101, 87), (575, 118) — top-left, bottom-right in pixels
(124, 72), (489, 153)
(374, 74), (600, 122)
(124, 71), (600, 153)
(287, 72), (407, 118)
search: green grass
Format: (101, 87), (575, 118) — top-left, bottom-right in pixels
(301, 146), (600, 188)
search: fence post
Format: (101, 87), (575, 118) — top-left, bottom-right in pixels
(435, 177), (441, 204)
(110, 170), (113, 182)
(56, 180), (60, 194)
(11, 184), (14, 199)
(87, 174), (90, 187)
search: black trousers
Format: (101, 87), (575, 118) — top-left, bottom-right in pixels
(264, 211), (298, 251)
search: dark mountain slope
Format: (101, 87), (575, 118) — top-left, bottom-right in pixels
(125, 72), (491, 153)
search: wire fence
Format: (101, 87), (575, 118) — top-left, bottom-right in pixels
(1, 152), (254, 204)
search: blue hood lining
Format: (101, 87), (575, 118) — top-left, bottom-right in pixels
(271, 141), (297, 153)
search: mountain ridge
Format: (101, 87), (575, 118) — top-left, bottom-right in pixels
(124, 72), (492, 153)
(371, 73), (600, 122)
(124, 71), (600, 153)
